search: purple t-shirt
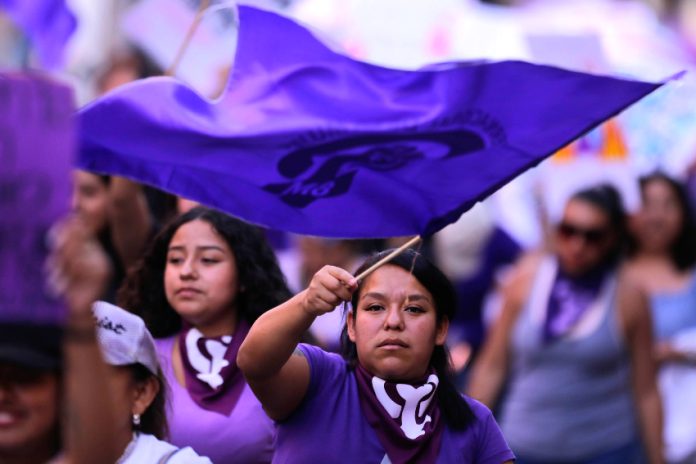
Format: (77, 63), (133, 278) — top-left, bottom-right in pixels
(156, 336), (276, 464)
(273, 344), (514, 464)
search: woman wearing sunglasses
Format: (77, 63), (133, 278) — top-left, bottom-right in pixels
(468, 184), (663, 464)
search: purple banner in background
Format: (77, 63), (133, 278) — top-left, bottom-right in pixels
(0, 73), (74, 324)
(0, 0), (77, 70)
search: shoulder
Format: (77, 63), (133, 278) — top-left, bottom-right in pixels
(498, 251), (545, 312)
(458, 396), (516, 463)
(129, 434), (212, 464)
(165, 447), (214, 464)
(614, 264), (651, 335)
(296, 343), (348, 389)
(462, 396), (496, 423)
(460, 396), (506, 440)
(278, 344), (352, 424)
(153, 335), (177, 358)
(620, 260), (651, 292)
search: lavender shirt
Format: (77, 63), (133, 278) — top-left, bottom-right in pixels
(273, 344), (514, 464)
(156, 336), (276, 464)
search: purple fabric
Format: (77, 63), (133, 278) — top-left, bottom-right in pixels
(0, 0), (76, 70)
(0, 73), (73, 325)
(156, 335), (275, 464)
(179, 319), (250, 415)
(78, 6), (663, 239)
(544, 265), (609, 342)
(273, 343), (515, 464)
(354, 364), (443, 464)
(453, 227), (522, 350)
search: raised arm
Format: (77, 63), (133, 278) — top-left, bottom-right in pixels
(617, 275), (664, 464)
(49, 218), (122, 464)
(108, 177), (153, 270)
(467, 255), (534, 408)
(237, 266), (356, 421)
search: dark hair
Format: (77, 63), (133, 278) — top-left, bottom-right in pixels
(96, 46), (163, 92)
(630, 172), (696, 270)
(117, 207), (291, 338)
(129, 364), (168, 439)
(340, 249), (475, 430)
(568, 183), (627, 264)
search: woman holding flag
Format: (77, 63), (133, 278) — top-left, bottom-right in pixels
(118, 206), (292, 463)
(238, 248), (515, 463)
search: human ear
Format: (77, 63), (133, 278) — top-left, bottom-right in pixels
(435, 317), (449, 346)
(347, 310), (357, 343)
(132, 376), (159, 416)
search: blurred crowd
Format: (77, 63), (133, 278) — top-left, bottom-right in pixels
(2, 0), (696, 463)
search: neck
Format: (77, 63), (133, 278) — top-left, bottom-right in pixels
(113, 427), (136, 461)
(360, 363), (432, 384)
(193, 311), (238, 338)
(560, 259), (614, 280)
(634, 249), (671, 262)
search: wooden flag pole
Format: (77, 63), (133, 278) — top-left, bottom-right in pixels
(354, 235), (422, 282)
(166, 0), (211, 76)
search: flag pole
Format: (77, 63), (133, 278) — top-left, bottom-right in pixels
(354, 235), (422, 282)
(166, 0), (211, 76)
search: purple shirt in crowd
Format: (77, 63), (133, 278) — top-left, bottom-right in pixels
(156, 336), (276, 464)
(273, 343), (514, 464)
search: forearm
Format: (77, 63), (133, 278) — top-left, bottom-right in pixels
(466, 360), (505, 408)
(63, 312), (122, 464)
(108, 177), (152, 269)
(238, 291), (316, 380)
(637, 387), (664, 464)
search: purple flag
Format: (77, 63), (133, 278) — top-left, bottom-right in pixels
(78, 6), (663, 238)
(0, 0), (76, 70)
(0, 73), (74, 324)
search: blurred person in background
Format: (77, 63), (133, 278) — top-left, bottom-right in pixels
(73, 49), (174, 299)
(118, 206), (292, 463)
(468, 184), (663, 464)
(95, 46), (163, 95)
(0, 217), (124, 464)
(627, 172), (696, 463)
(42, 218), (212, 463)
(95, 46), (201, 220)
(71, 171), (153, 302)
(432, 203), (522, 383)
(89, 300), (213, 463)
(71, 46), (178, 302)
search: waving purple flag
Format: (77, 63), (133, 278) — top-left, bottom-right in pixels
(0, 73), (74, 324)
(78, 6), (663, 238)
(0, 0), (76, 70)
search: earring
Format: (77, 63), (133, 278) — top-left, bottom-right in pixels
(132, 414), (141, 427)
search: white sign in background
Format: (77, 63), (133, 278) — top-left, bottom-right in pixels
(122, 0), (238, 98)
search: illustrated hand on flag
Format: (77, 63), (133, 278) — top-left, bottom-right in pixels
(78, 5), (666, 239)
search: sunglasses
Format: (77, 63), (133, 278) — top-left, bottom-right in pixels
(557, 222), (609, 245)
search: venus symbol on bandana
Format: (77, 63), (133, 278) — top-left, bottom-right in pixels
(185, 328), (233, 389)
(372, 374), (439, 439)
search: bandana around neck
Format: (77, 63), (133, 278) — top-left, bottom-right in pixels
(544, 264), (610, 343)
(354, 364), (443, 464)
(178, 319), (250, 415)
